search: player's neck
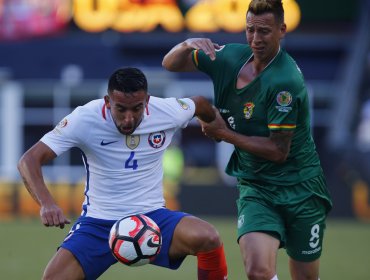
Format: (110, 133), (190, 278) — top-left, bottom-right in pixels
(252, 47), (280, 74)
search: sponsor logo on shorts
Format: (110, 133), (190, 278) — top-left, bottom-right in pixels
(301, 246), (321, 255)
(237, 215), (244, 229)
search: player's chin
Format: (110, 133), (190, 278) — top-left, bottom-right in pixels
(119, 127), (134, 135)
(252, 47), (265, 56)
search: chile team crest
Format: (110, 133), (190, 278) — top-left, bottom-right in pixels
(148, 131), (166, 148)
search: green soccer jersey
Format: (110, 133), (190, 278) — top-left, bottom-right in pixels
(192, 43), (323, 185)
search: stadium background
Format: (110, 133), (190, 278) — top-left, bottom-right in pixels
(0, 1), (370, 278)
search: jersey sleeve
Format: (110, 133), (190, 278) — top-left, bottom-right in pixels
(40, 106), (87, 155)
(162, 97), (196, 128)
(191, 46), (226, 79)
(267, 84), (307, 132)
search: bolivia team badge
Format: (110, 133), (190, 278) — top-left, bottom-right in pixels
(243, 102), (255, 119)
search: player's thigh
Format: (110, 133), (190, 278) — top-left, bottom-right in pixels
(239, 232), (280, 272)
(170, 215), (221, 258)
(237, 195), (285, 245)
(289, 258), (320, 280)
(43, 247), (84, 280)
(285, 195), (328, 263)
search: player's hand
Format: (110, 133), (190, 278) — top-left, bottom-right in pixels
(40, 203), (71, 229)
(198, 107), (227, 140)
(184, 38), (221, 61)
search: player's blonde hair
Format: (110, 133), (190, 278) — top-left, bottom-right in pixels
(247, 0), (284, 24)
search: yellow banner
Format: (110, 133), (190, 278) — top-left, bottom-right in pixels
(72, 0), (301, 33)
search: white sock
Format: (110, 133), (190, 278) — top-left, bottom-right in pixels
(271, 276), (278, 280)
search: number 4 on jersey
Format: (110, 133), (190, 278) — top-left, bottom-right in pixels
(125, 151), (138, 170)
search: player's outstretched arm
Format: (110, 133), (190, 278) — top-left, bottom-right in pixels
(162, 38), (220, 72)
(17, 141), (71, 229)
(190, 96), (216, 123)
(199, 109), (293, 163)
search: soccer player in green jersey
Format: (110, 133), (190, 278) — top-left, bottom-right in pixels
(162, 0), (332, 279)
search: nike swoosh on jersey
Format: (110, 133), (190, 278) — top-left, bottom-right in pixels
(100, 140), (118, 146)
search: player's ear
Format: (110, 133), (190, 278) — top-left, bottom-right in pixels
(104, 95), (111, 109)
(280, 23), (287, 39)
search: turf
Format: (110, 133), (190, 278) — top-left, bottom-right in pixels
(1, 218), (369, 279)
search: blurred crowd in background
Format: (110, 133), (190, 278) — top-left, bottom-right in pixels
(0, 0), (369, 220)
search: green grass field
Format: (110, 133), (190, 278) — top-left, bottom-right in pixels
(1, 217), (369, 279)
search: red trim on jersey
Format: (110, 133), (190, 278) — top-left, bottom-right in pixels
(102, 104), (106, 120)
(146, 96), (150, 115)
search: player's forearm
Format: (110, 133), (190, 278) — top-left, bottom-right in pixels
(191, 96), (216, 123)
(162, 41), (196, 72)
(219, 130), (288, 163)
(17, 155), (54, 206)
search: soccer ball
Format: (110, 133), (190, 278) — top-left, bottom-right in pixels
(109, 214), (162, 266)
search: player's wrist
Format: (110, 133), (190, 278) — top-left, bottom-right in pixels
(182, 40), (196, 52)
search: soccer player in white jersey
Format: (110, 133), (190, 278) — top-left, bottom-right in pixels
(17, 67), (228, 280)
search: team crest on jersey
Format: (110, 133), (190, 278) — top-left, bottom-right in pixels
(243, 102), (255, 119)
(148, 131), (166, 148)
(126, 135), (140, 150)
(57, 118), (68, 128)
(276, 91), (293, 112)
(176, 99), (190, 110)
(53, 118), (68, 134)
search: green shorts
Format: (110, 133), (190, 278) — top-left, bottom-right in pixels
(236, 174), (332, 262)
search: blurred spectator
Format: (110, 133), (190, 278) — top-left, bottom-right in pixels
(0, 0), (70, 41)
(356, 98), (370, 152)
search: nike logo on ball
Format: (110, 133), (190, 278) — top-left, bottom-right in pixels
(100, 140), (118, 146)
(146, 237), (160, 248)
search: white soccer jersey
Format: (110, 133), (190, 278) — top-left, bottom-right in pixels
(41, 96), (196, 220)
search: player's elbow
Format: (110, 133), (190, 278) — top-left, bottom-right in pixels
(269, 150), (289, 164)
(162, 55), (196, 72)
(17, 153), (31, 175)
(161, 55), (180, 72)
(162, 59), (182, 72)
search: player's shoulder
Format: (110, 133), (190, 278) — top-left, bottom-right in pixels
(217, 43), (250, 54)
(74, 99), (104, 116)
(278, 50), (304, 77)
(145, 96), (195, 128)
(148, 96), (194, 113)
(269, 50), (305, 89)
(68, 99), (105, 126)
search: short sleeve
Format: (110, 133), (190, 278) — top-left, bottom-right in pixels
(161, 97), (196, 129)
(267, 89), (300, 131)
(40, 107), (86, 155)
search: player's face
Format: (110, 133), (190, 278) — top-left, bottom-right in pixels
(246, 12), (286, 63)
(105, 90), (149, 135)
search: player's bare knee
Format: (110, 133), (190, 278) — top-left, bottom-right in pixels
(246, 270), (274, 280)
(245, 263), (274, 280)
(196, 226), (222, 252)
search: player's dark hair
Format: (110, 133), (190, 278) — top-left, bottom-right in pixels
(247, 0), (284, 24)
(108, 67), (148, 94)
